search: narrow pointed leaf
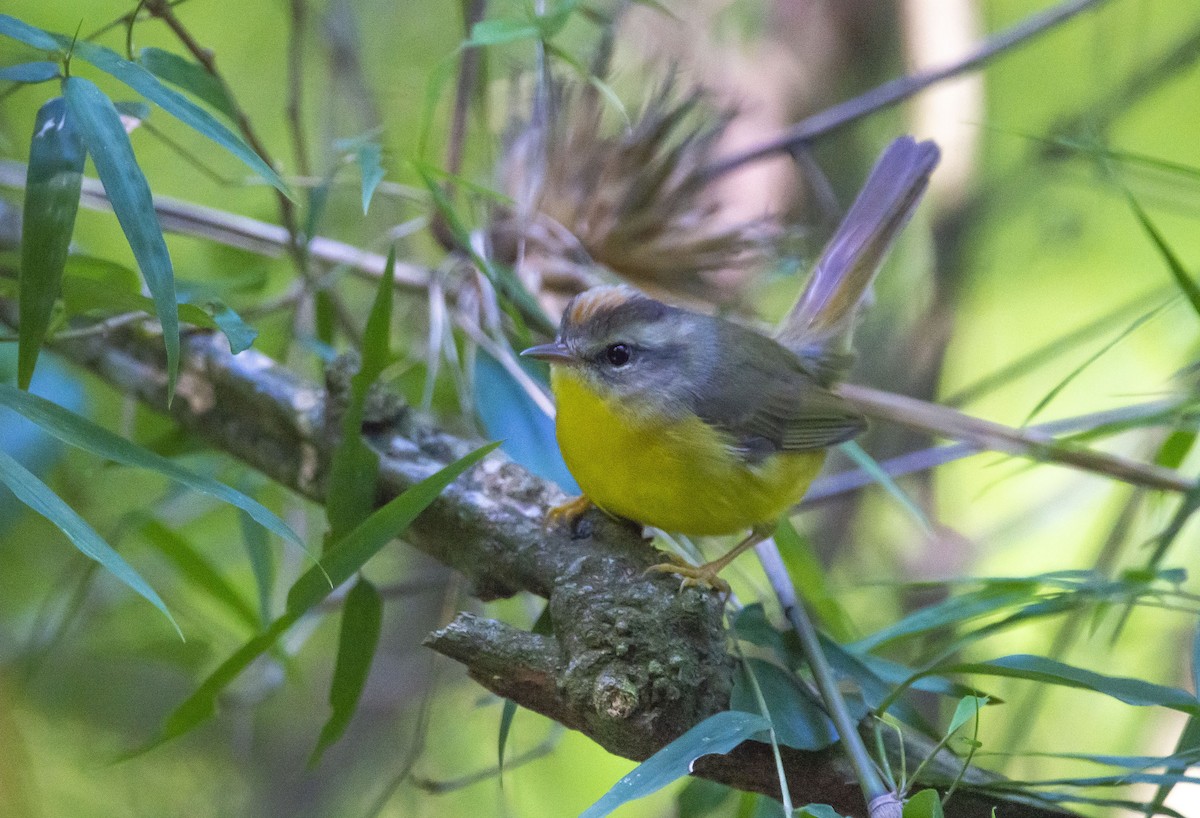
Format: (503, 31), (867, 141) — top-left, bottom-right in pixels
(19, 96), (85, 388)
(154, 442), (496, 747)
(325, 248), (394, 542)
(310, 576), (383, 765)
(63, 76), (179, 399)
(731, 658), (836, 751)
(238, 504), (274, 625)
(0, 61), (60, 83)
(356, 142), (385, 214)
(0, 382), (303, 549)
(55, 36), (290, 197)
(1124, 190), (1200, 318)
(579, 711), (771, 818)
(901, 789), (944, 818)
(0, 448), (179, 635)
(0, 14), (60, 51)
(138, 47), (238, 121)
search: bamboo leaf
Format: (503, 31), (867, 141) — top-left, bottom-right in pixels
(0, 382), (304, 550)
(310, 576), (383, 765)
(0, 14), (60, 51)
(153, 442), (496, 747)
(0, 448), (179, 636)
(138, 47), (238, 121)
(579, 711), (771, 818)
(18, 96), (85, 388)
(1123, 189), (1200, 318)
(63, 76), (180, 400)
(0, 61), (60, 83)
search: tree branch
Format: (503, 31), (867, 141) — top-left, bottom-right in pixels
(0, 303), (1082, 817)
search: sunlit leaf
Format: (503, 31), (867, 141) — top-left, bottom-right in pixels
(0, 382), (303, 550)
(138, 47), (238, 122)
(0, 61), (59, 83)
(1123, 189), (1200, 318)
(467, 18), (541, 47)
(310, 576), (383, 765)
(0, 448), (179, 636)
(19, 96), (85, 388)
(579, 711), (771, 818)
(63, 76), (180, 400)
(773, 517), (852, 639)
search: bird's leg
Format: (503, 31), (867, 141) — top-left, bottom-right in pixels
(644, 523), (774, 594)
(547, 494), (595, 528)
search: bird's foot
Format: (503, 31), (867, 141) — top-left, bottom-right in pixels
(644, 555), (731, 595)
(547, 495), (595, 535)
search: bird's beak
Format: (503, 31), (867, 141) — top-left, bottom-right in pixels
(521, 341), (574, 364)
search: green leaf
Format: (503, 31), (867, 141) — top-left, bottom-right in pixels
(0, 382), (304, 550)
(137, 47), (238, 121)
(137, 517), (258, 630)
(200, 298), (257, 353)
(290, 440), (499, 613)
(0, 61), (60, 83)
(947, 695), (988, 735)
(920, 654), (1200, 715)
(1156, 429), (1197, 471)
(839, 440), (933, 533)
(0, 14), (60, 51)
(795, 805), (848, 818)
(19, 96), (85, 389)
(852, 582), (1036, 653)
(773, 517), (852, 640)
(901, 789), (944, 818)
(677, 778), (735, 818)
(731, 659), (836, 751)
(466, 18), (541, 46)
(154, 442), (496, 747)
(325, 248), (395, 543)
(238, 504), (274, 625)
(579, 711), (771, 818)
(310, 576), (383, 765)
(0, 447), (179, 636)
(63, 76), (180, 400)
(1146, 717), (1200, 818)
(57, 36), (291, 197)
(1123, 189), (1200, 318)
(355, 142), (385, 215)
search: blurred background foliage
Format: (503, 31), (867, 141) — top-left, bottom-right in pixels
(1, 0), (1200, 816)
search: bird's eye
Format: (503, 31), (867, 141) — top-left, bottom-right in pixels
(604, 343), (631, 367)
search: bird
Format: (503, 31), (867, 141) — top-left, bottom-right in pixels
(522, 136), (940, 592)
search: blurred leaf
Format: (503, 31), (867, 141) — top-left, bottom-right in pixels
(839, 440), (932, 533)
(1144, 481), (1200, 570)
(0, 447), (179, 636)
(63, 76), (180, 400)
(0, 60), (59, 83)
(677, 778), (734, 818)
(475, 349), (577, 491)
(0, 383), (304, 550)
(53, 35), (291, 196)
(155, 441), (497, 747)
(773, 517), (852, 639)
(19, 96), (85, 388)
(911, 655), (1200, 716)
(1123, 189), (1200, 318)
(310, 576), (383, 765)
(901, 789), (944, 818)
(852, 582), (1037, 653)
(467, 18), (541, 47)
(326, 248), (395, 543)
(1156, 429), (1197, 470)
(137, 517), (258, 630)
(1024, 296), (1174, 425)
(731, 658), (837, 751)
(202, 298), (257, 353)
(579, 711), (771, 818)
(138, 47), (238, 121)
(355, 142), (385, 215)
(0, 13), (60, 50)
(947, 695), (989, 735)
(1145, 717), (1200, 818)
(238, 504), (274, 626)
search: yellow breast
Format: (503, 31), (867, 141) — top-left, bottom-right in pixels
(551, 368), (825, 535)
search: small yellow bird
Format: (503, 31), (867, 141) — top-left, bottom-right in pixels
(523, 137), (940, 591)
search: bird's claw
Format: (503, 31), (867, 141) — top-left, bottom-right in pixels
(643, 559), (731, 595)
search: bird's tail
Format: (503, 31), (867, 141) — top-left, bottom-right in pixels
(775, 136), (940, 383)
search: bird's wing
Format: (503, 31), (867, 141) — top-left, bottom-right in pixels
(692, 326), (866, 459)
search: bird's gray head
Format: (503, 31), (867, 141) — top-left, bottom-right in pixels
(522, 285), (715, 410)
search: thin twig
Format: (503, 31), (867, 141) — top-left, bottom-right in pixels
(286, 0), (313, 177)
(755, 540), (890, 812)
(703, 0), (1113, 180)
